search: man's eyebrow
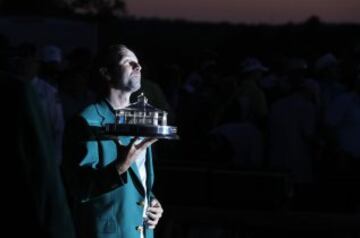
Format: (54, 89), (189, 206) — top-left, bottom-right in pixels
(120, 57), (131, 62)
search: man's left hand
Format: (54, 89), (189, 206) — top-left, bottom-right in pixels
(145, 198), (163, 229)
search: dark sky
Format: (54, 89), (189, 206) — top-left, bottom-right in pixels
(128, 0), (360, 24)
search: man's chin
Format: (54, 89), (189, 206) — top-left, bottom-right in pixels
(129, 83), (141, 93)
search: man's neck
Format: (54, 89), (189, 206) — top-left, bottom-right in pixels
(106, 88), (131, 110)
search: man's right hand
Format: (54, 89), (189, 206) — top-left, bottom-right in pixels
(115, 137), (157, 175)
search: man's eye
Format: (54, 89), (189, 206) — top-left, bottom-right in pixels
(129, 62), (138, 67)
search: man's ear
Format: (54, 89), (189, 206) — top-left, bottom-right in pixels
(99, 67), (111, 81)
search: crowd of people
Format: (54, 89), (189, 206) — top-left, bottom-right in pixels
(0, 30), (359, 237)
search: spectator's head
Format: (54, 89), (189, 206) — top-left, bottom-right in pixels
(39, 44), (63, 78)
(314, 53), (340, 80)
(40, 45), (62, 64)
(239, 57), (268, 81)
(240, 57), (268, 73)
(314, 53), (338, 72)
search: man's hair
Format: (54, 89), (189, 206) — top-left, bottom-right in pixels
(97, 44), (129, 69)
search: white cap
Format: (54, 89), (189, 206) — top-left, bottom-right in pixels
(240, 57), (268, 73)
(40, 45), (62, 63)
(314, 53), (337, 71)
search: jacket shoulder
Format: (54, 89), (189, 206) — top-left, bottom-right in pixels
(80, 103), (102, 125)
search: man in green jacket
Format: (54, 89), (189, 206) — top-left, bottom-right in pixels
(62, 44), (163, 238)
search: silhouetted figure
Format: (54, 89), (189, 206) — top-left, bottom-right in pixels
(0, 71), (75, 238)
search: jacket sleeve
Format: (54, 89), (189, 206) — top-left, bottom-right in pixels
(62, 116), (127, 202)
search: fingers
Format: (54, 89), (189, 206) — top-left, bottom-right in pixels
(145, 199), (163, 229)
(145, 219), (157, 229)
(134, 138), (158, 150)
(150, 198), (161, 207)
(127, 137), (157, 163)
(149, 199), (163, 215)
(145, 209), (162, 229)
(128, 136), (140, 148)
(146, 210), (161, 221)
(115, 137), (157, 175)
(147, 206), (163, 216)
(146, 202), (163, 221)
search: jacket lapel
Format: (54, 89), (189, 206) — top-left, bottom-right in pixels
(129, 162), (145, 196)
(117, 130), (146, 196)
(95, 100), (116, 125)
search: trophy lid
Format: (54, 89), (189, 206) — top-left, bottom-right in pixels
(123, 93), (164, 113)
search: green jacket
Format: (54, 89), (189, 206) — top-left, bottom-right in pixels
(63, 100), (155, 238)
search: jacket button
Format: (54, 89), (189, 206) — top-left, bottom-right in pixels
(137, 200), (145, 206)
(136, 225), (144, 232)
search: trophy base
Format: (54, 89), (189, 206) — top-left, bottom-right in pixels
(90, 124), (179, 140)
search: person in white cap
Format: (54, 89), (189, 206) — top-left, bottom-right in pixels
(314, 52), (346, 111)
(221, 57), (268, 130)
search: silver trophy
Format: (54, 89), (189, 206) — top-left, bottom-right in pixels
(102, 93), (179, 140)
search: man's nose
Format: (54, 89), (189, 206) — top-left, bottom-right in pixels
(131, 62), (141, 71)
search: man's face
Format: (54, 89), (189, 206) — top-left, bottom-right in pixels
(110, 47), (142, 93)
